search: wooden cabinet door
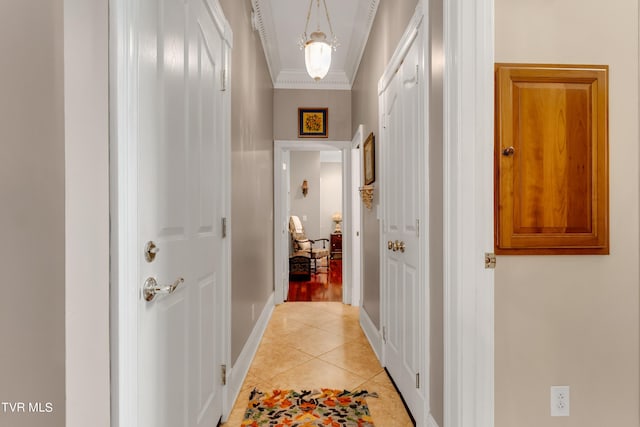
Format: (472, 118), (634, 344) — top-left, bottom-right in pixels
(495, 64), (609, 254)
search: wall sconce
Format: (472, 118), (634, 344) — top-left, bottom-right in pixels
(301, 180), (309, 197)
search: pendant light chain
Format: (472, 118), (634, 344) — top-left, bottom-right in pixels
(322, 0), (336, 45)
(302, 0), (314, 40)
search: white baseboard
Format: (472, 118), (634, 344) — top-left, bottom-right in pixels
(359, 308), (383, 361)
(223, 292), (274, 420)
(427, 413), (440, 427)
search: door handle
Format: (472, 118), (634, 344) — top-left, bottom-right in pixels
(143, 277), (184, 302)
(388, 240), (394, 251)
(393, 240), (406, 253)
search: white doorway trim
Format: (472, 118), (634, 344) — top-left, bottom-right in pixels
(273, 140), (358, 306)
(350, 125), (365, 307)
(442, 0), (495, 425)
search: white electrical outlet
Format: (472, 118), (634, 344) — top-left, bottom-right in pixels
(550, 386), (570, 417)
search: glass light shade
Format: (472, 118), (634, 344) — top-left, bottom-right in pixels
(304, 32), (332, 81)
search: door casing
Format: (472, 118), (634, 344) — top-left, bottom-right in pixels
(273, 140), (357, 306)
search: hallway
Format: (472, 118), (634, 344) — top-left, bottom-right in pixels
(222, 302), (413, 426)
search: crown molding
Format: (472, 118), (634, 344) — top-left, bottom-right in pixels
(251, 0), (280, 83)
(344, 0), (379, 82)
(275, 70), (351, 90)
(252, 0), (379, 90)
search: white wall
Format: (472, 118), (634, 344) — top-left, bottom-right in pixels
(495, 1), (639, 425)
(319, 156), (343, 238)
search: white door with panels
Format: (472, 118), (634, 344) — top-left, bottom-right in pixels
(380, 20), (427, 423)
(136, 0), (229, 426)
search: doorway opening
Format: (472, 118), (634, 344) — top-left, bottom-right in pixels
(273, 139), (361, 307)
(287, 150), (344, 302)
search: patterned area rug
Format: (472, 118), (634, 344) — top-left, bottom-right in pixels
(241, 389), (377, 426)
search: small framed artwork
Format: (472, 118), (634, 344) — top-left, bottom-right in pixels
(298, 108), (328, 138)
(363, 132), (375, 185)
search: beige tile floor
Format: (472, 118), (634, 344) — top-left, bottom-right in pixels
(222, 302), (414, 426)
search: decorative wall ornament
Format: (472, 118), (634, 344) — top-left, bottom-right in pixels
(359, 185), (374, 210)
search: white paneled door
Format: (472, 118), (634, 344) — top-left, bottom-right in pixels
(137, 0), (228, 426)
(380, 21), (426, 423)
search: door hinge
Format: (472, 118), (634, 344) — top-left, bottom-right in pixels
(415, 64), (419, 85)
(382, 326), (387, 344)
(416, 219), (420, 237)
(222, 217), (227, 238)
(485, 252), (496, 269)
(221, 364), (227, 385)
(221, 69), (227, 91)
(416, 373), (420, 389)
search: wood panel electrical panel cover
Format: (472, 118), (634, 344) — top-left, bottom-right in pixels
(495, 63), (609, 254)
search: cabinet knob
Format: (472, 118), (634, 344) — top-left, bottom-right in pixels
(502, 146), (515, 156)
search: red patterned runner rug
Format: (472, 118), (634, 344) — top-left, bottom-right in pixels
(241, 389), (378, 426)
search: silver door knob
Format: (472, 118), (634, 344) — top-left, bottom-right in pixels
(143, 277), (184, 302)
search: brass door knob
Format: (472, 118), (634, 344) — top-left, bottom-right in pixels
(388, 240), (394, 251)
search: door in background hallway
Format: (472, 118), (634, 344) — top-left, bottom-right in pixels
(380, 22), (426, 423)
(137, 0), (228, 425)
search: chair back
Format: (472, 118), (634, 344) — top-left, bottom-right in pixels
(289, 216), (309, 252)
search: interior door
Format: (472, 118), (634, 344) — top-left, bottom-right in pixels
(137, 0), (227, 425)
(380, 29), (426, 422)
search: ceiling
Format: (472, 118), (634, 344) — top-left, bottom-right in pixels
(251, 0), (380, 90)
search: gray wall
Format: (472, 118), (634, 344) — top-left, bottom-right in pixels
(495, 0), (639, 425)
(428, 0), (444, 423)
(0, 1), (66, 426)
(274, 89), (351, 141)
(219, 0), (275, 365)
(351, 0), (419, 330)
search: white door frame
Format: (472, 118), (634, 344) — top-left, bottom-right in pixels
(442, 0), (495, 425)
(273, 140), (357, 306)
(350, 125), (365, 307)
(109, 1), (233, 426)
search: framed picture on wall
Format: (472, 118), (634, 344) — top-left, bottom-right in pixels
(298, 108), (328, 138)
(363, 132), (375, 185)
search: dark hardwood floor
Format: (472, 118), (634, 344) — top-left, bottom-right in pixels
(287, 259), (343, 302)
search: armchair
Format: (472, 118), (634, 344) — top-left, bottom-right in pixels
(289, 215), (330, 274)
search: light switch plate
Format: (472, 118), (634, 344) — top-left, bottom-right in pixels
(550, 386), (570, 417)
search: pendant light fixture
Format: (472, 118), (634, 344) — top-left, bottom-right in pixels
(298, 0), (338, 81)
